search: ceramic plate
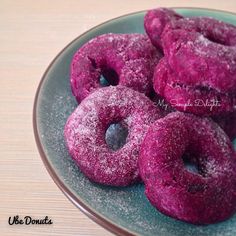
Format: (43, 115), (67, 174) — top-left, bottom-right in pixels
(33, 8), (236, 236)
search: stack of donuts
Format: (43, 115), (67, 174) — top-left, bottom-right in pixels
(64, 8), (236, 225)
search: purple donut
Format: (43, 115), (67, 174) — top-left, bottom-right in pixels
(153, 58), (235, 115)
(139, 112), (236, 224)
(70, 33), (162, 103)
(159, 16), (236, 115)
(144, 8), (182, 49)
(162, 25), (236, 94)
(64, 86), (162, 186)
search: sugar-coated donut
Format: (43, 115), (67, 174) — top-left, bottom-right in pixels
(161, 17), (236, 114)
(64, 86), (162, 186)
(139, 112), (236, 224)
(162, 23), (236, 94)
(144, 8), (182, 49)
(70, 33), (162, 103)
(145, 8), (236, 115)
(153, 58), (236, 115)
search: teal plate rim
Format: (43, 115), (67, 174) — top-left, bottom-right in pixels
(33, 7), (236, 236)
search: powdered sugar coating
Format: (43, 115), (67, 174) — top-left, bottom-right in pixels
(64, 86), (162, 186)
(153, 58), (236, 115)
(139, 112), (236, 225)
(144, 8), (183, 49)
(70, 33), (162, 102)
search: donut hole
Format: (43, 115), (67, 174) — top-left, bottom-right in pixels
(105, 122), (128, 151)
(88, 57), (119, 87)
(182, 153), (210, 177)
(100, 76), (110, 87)
(182, 154), (200, 174)
(100, 67), (119, 87)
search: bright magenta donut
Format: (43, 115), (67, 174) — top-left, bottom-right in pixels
(162, 20), (236, 94)
(70, 33), (162, 103)
(64, 86), (162, 186)
(139, 112), (236, 224)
